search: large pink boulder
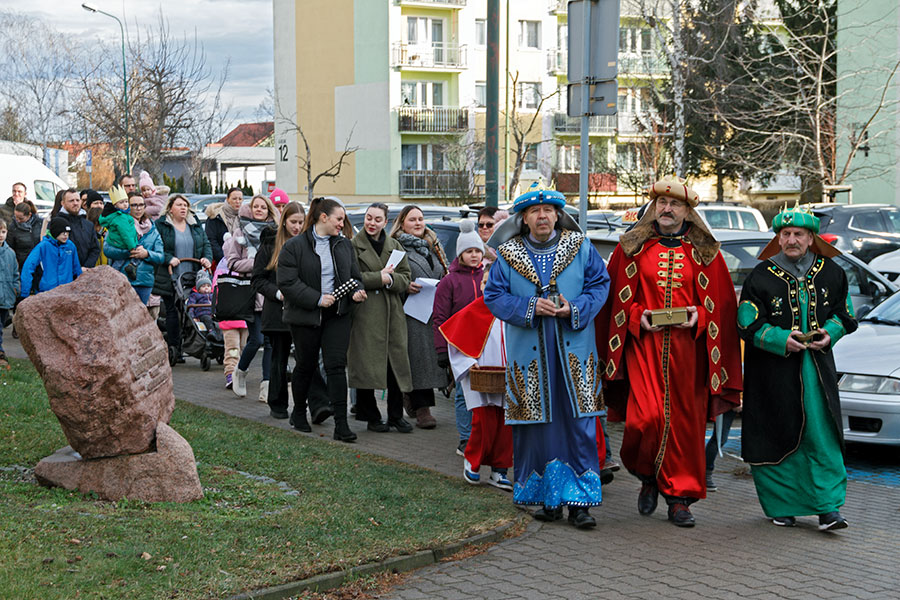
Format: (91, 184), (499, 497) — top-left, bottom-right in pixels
(34, 422), (203, 503)
(14, 266), (174, 459)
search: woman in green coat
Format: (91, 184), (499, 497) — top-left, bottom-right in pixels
(348, 203), (414, 433)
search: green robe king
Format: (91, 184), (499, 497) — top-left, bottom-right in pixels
(738, 207), (857, 530)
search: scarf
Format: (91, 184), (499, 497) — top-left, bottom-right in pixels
(238, 219), (274, 260)
(221, 203), (240, 234)
(396, 232), (432, 258)
(134, 216), (152, 238)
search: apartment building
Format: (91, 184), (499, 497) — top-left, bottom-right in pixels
(273, 0), (665, 205)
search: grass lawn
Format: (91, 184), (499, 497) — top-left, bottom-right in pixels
(0, 359), (517, 599)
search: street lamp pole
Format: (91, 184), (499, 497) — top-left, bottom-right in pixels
(82, 3), (130, 173)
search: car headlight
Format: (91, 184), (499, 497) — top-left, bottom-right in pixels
(839, 374), (900, 395)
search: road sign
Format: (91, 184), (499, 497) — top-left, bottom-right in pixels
(85, 149), (93, 174)
(567, 0), (620, 87)
(567, 80), (618, 116)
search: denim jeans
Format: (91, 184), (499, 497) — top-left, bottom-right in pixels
(237, 312), (264, 374)
(454, 384), (472, 442)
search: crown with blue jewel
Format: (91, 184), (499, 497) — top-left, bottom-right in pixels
(512, 180), (566, 213)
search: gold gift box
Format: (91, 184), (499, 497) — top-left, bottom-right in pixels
(649, 307), (689, 327)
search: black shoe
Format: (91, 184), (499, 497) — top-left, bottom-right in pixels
(456, 440), (468, 457)
(706, 471), (717, 492)
(311, 406), (333, 425)
(387, 417), (413, 433)
(270, 409), (289, 420)
(772, 516), (796, 527)
(600, 468), (615, 485)
(667, 503), (696, 527)
(638, 481), (659, 515)
(333, 421), (357, 443)
(290, 412), (311, 432)
(818, 511), (848, 531)
(367, 420), (389, 432)
(533, 506), (563, 522)
(568, 507), (597, 529)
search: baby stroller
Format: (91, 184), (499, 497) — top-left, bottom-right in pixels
(165, 258), (224, 370)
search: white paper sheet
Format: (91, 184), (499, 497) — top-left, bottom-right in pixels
(403, 277), (440, 323)
(386, 249), (406, 270)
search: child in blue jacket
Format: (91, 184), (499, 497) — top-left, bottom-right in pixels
(20, 217), (82, 298)
(0, 218), (21, 367)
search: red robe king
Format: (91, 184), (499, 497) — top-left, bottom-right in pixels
(597, 206), (742, 503)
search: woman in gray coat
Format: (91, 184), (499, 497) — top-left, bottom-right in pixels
(390, 205), (450, 429)
(348, 203), (415, 433)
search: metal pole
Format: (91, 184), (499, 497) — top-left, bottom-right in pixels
(578, 0), (592, 231)
(503, 0), (510, 204)
(485, 0), (500, 207)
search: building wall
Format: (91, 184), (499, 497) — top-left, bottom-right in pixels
(836, 1), (900, 206)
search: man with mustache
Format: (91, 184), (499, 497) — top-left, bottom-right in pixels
(738, 206), (856, 531)
(597, 177), (742, 527)
(484, 187), (610, 529)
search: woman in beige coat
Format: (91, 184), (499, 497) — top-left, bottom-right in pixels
(348, 203), (414, 433)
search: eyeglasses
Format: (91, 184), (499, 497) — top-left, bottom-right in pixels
(478, 222), (494, 229)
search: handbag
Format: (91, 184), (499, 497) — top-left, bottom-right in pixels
(213, 273), (256, 321)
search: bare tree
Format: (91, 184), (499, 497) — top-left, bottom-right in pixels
(0, 11), (78, 150)
(75, 11), (229, 177)
(711, 1), (900, 201)
(505, 71), (559, 202)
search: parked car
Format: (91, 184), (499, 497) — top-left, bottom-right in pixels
(809, 203), (900, 263)
(833, 289), (900, 445)
(694, 202), (768, 232)
(344, 203), (464, 232)
(189, 194), (226, 223)
(0, 154), (68, 216)
(868, 248), (900, 282)
(587, 229), (898, 315)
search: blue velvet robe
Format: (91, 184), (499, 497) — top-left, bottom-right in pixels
(484, 230), (610, 508)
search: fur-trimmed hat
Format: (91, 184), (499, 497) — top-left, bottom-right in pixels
(455, 219), (484, 257)
(648, 177), (700, 207)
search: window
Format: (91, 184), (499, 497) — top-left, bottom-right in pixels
(523, 145), (538, 171)
(401, 82), (417, 106)
(401, 144), (418, 170)
(884, 210), (900, 233)
(401, 81), (443, 107)
(518, 20), (541, 49)
(738, 211), (760, 230)
(400, 144), (448, 171)
(475, 81), (486, 107)
(641, 29), (652, 54)
(516, 82), (542, 109)
(475, 19), (486, 47)
(616, 144), (637, 171)
(407, 17), (420, 44)
(851, 212), (886, 232)
(620, 27), (651, 54)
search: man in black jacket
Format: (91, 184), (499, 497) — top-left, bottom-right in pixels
(55, 189), (100, 268)
(0, 182), (26, 225)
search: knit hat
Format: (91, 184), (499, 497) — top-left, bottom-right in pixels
(195, 270), (212, 289)
(455, 219), (484, 257)
(83, 189), (103, 206)
(139, 171), (156, 194)
(269, 188), (290, 206)
(49, 217), (71, 239)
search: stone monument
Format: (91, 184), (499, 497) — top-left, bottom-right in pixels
(14, 266), (203, 502)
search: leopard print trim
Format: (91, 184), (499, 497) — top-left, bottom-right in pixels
(505, 359), (543, 422)
(567, 351), (602, 414)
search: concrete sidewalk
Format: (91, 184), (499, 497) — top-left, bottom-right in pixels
(7, 338), (899, 599)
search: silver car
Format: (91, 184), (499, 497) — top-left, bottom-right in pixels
(834, 290), (900, 445)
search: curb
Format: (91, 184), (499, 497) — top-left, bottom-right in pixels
(227, 515), (528, 600)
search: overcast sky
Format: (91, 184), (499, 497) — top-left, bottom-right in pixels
(7, 0), (274, 123)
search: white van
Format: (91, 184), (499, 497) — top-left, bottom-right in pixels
(0, 154), (69, 216)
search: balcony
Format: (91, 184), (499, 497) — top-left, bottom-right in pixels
(619, 54), (670, 76)
(398, 107), (469, 133)
(546, 48), (566, 75)
(399, 170), (469, 197)
(392, 42), (467, 70)
(397, 0), (465, 6)
(553, 112), (616, 135)
(548, 0), (566, 15)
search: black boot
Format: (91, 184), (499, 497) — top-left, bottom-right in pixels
(568, 507), (597, 529)
(333, 417), (357, 443)
(289, 409), (311, 433)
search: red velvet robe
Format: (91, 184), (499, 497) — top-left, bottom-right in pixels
(597, 236), (742, 499)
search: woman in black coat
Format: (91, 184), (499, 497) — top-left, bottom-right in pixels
(252, 202), (331, 423)
(276, 197), (366, 442)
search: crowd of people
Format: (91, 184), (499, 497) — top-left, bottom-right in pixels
(0, 175), (855, 534)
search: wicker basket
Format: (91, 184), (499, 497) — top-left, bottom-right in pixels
(469, 366), (506, 394)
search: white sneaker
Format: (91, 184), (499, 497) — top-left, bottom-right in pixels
(233, 368), (247, 397)
(258, 380), (269, 403)
(463, 459), (480, 484)
(488, 471), (512, 491)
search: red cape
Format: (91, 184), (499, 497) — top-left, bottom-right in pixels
(439, 296), (496, 359)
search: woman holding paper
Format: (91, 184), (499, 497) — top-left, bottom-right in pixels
(390, 205), (450, 429)
(347, 203), (415, 433)
(277, 197), (367, 442)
